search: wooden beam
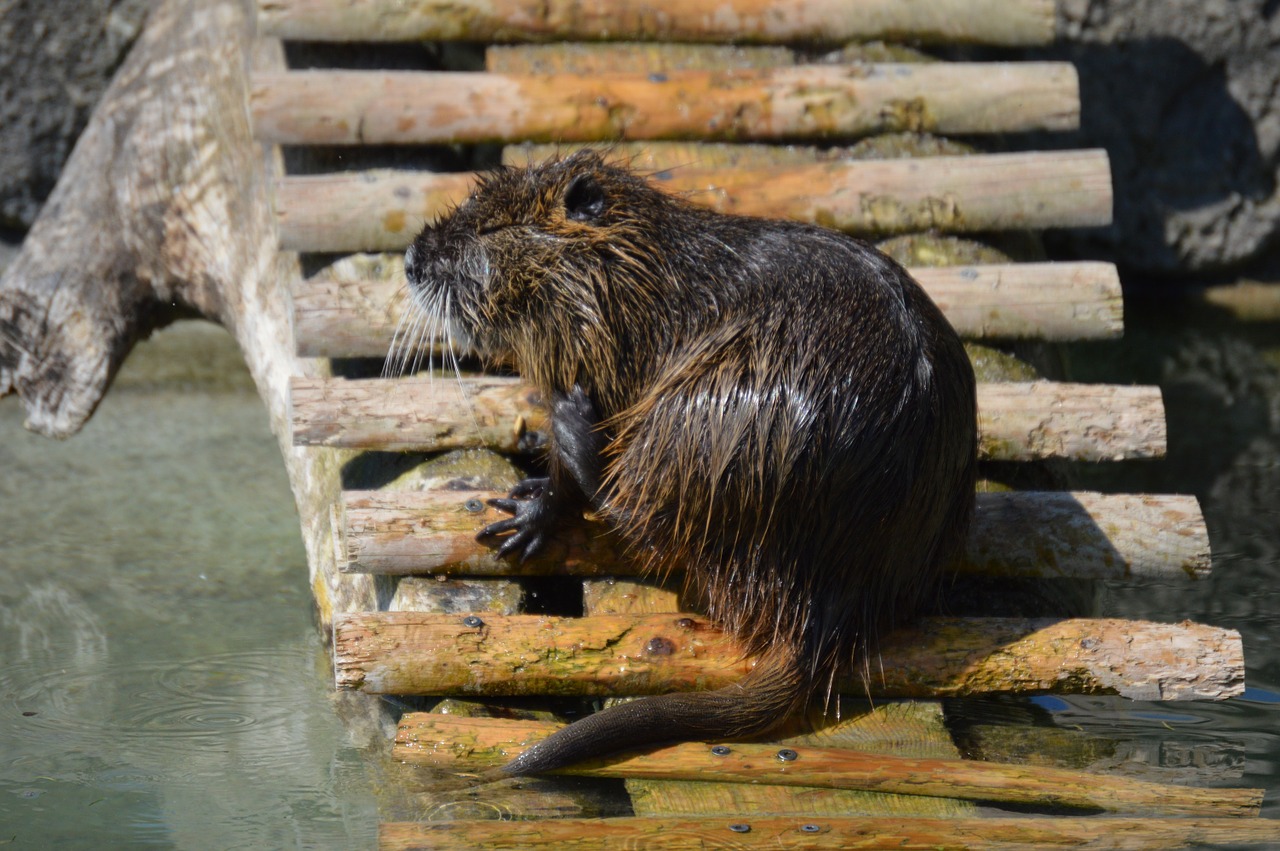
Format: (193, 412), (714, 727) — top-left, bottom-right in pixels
(293, 261), (1124, 356)
(333, 612), (1245, 701)
(379, 815), (1280, 850)
(339, 489), (1211, 582)
(257, 0), (1057, 47)
(289, 377), (1168, 461)
(272, 150), (1114, 252)
(393, 714), (1262, 817)
(250, 63), (1079, 145)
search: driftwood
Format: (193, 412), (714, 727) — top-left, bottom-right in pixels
(251, 63), (1079, 145)
(292, 261), (1124, 356)
(273, 150), (1114, 252)
(0, 0), (373, 627)
(339, 489), (1212, 581)
(290, 377), (1168, 461)
(379, 816), (1280, 851)
(333, 612), (1245, 701)
(395, 715), (1261, 817)
(257, 0), (1057, 47)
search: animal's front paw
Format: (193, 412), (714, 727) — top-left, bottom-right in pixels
(478, 477), (562, 562)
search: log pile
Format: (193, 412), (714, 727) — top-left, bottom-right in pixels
(264, 0), (1263, 845)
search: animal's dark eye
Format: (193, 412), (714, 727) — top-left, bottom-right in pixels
(564, 174), (606, 222)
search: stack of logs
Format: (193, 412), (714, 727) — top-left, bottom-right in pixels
(246, 1), (1273, 847)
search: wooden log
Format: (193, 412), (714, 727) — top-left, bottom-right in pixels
(251, 63), (1079, 146)
(380, 815), (1280, 851)
(580, 584), (975, 818)
(339, 489), (1211, 582)
(486, 43), (799, 75)
(978, 382), (1166, 462)
(257, 0), (1057, 47)
(620, 704), (974, 817)
(293, 261), (1124, 356)
(504, 139), (968, 169)
(393, 715), (1261, 817)
(290, 377), (1167, 461)
(333, 612), (1245, 701)
(272, 150), (1114, 252)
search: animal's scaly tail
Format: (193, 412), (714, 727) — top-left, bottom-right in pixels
(492, 646), (806, 778)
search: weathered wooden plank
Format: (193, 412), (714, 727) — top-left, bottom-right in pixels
(251, 64), (1078, 145)
(379, 815), (1280, 851)
(393, 715), (1261, 817)
(334, 612), (1245, 701)
(340, 489), (1211, 582)
(258, 0), (1057, 47)
(290, 377), (1166, 461)
(272, 151), (1114, 252)
(292, 262), (1124, 357)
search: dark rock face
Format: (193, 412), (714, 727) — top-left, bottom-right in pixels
(1053, 0), (1280, 275)
(0, 0), (154, 230)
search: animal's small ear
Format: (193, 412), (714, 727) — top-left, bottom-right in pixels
(564, 173), (606, 222)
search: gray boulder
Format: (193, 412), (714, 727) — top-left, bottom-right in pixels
(1053, 0), (1280, 275)
(0, 0), (154, 230)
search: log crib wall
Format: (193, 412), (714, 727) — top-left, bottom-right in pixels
(253, 2), (1265, 845)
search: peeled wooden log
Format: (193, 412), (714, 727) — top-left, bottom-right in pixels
(290, 377), (1167, 461)
(485, 43), (799, 75)
(251, 63), (1079, 146)
(340, 489), (1211, 582)
(257, 0), (1056, 47)
(380, 815), (1280, 851)
(292, 261), (1124, 356)
(272, 150), (1114, 252)
(333, 612), (1245, 701)
(394, 715), (1261, 817)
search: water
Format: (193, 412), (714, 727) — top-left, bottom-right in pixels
(1036, 287), (1280, 825)
(1, 289), (1279, 846)
(0, 323), (379, 849)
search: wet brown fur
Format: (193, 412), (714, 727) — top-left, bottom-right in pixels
(402, 150), (978, 776)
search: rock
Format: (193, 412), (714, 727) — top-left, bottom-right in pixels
(0, 0), (155, 229)
(1048, 0), (1280, 274)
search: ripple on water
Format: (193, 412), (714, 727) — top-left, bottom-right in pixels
(0, 645), (322, 786)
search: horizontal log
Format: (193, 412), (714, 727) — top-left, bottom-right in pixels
(293, 261), (1124, 357)
(272, 150), (1114, 252)
(485, 43), (799, 75)
(290, 377), (1167, 461)
(340, 489), (1211, 582)
(251, 63), (1079, 146)
(334, 612), (1244, 701)
(257, 0), (1056, 47)
(380, 815), (1280, 851)
(394, 715), (1261, 817)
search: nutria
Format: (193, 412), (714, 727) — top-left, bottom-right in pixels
(401, 150), (977, 777)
